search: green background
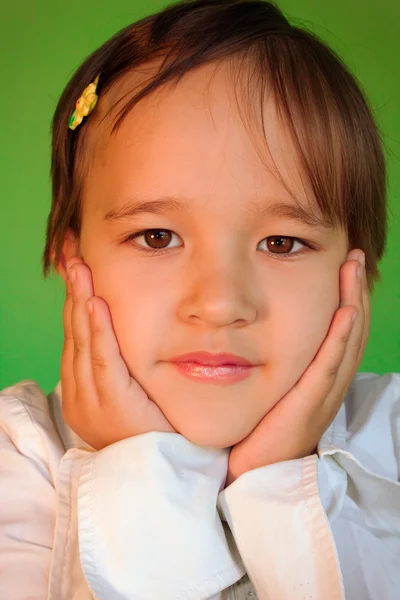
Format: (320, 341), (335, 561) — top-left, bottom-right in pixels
(1, 0), (399, 394)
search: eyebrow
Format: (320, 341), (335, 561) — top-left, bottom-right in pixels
(104, 195), (333, 231)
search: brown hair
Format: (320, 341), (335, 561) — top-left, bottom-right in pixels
(43, 0), (389, 294)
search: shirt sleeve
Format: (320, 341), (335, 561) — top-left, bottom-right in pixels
(0, 394), (61, 600)
(217, 373), (400, 600)
(1, 383), (245, 600)
(217, 455), (345, 600)
(50, 432), (245, 600)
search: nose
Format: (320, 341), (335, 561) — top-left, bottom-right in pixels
(177, 256), (259, 328)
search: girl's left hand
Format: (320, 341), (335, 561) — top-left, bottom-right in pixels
(226, 249), (370, 487)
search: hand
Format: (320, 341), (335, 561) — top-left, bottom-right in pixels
(61, 257), (175, 450)
(226, 249), (370, 486)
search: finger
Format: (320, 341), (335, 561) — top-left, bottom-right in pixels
(60, 266), (76, 407)
(356, 256), (371, 366)
(296, 253), (367, 419)
(336, 252), (366, 379)
(283, 252), (363, 412)
(70, 263), (99, 409)
(88, 296), (132, 407)
(293, 301), (356, 412)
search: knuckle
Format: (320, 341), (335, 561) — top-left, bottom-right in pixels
(341, 328), (353, 344)
(326, 362), (341, 379)
(63, 321), (73, 339)
(91, 320), (103, 335)
(63, 330), (74, 344)
(74, 335), (87, 353)
(92, 352), (108, 371)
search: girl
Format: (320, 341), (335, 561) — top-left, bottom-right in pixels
(1, 0), (399, 598)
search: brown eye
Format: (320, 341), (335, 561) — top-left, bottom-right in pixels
(267, 236), (294, 253)
(143, 230), (172, 249)
(125, 229), (182, 253)
(257, 236), (308, 260)
(125, 230), (309, 260)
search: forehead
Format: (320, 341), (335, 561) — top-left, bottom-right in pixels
(82, 60), (330, 230)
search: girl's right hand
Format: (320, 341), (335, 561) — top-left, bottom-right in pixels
(61, 258), (175, 450)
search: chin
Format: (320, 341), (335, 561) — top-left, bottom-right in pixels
(175, 422), (251, 449)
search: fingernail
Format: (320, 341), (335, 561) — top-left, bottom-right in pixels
(358, 252), (365, 266)
(357, 263), (363, 279)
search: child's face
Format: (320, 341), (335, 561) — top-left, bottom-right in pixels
(66, 62), (349, 448)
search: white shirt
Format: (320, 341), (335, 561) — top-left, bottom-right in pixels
(0, 372), (399, 600)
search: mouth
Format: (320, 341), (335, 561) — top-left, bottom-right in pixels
(168, 352), (258, 385)
(169, 351), (256, 367)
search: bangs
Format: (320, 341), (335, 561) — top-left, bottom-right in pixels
(44, 0), (387, 293)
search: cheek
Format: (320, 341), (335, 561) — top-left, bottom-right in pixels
(270, 277), (339, 385)
(91, 268), (174, 374)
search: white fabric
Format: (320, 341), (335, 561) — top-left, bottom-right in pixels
(0, 372), (399, 600)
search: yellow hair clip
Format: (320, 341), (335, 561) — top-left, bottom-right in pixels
(69, 73), (100, 131)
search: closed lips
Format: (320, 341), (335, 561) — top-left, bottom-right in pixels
(168, 352), (256, 366)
